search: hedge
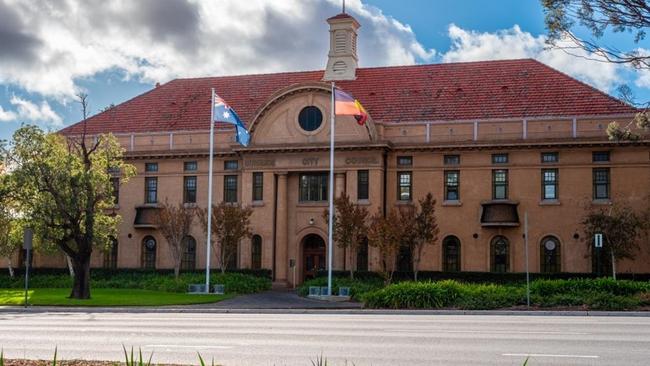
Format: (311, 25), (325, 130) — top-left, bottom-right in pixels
(0, 270), (271, 294)
(362, 278), (650, 310)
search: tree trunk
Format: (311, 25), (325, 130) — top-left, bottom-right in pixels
(610, 249), (617, 281)
(6, 258), (14, 277)
(66, 255), (75, 277)
(69, 255), (91, 299)
(174, 265), (180, 279)
(349, 247), (354, 280)
(413, 250), (419, 282)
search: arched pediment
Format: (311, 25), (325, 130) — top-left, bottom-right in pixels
(248, 82), (377, 146)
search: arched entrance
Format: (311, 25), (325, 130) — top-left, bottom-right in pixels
(302, 234), (326, 281)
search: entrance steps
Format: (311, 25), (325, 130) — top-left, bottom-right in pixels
(271, 281), (291, 291)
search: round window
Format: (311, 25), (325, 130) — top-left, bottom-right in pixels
(544, 239), (557, 251)
(145, 238), (156, 250)
(298, 106), (323, 132)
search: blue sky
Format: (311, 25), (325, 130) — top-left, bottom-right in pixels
(0, 0), (648, 141)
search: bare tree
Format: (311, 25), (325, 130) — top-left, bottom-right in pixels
(541, 0), (650, 140)
(198, 202), (253, 274)
(323, 193), (369, 279)
(411, 193), (439, 281)
(367, 208), (401, 285)
(156, 200), (197, 278)
(582, 202), (645, 279)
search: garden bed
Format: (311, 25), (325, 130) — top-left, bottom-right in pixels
(299, 276), (650, 311)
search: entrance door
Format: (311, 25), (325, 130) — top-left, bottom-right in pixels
(303, 234), (326, 281)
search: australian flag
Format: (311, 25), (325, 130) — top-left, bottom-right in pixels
(213, 93), (251, 147)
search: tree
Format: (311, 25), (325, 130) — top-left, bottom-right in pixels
(156, 200), (197, 279)
(581, 203), (645, 279)
(0, 209), (21, 277)
(198, 202), (253, 274)
(5, 107), (135, 299)
(367, 208), (401, 285)
(410, 193), (439, 281)
(323, 193), (369, 279)
(541, 0), (650, 140)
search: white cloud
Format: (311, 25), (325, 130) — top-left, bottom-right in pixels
(0, 0), (434, 100)
(0, 105), (17, 122)
(442, 24), (620, 92)
(634, 49), (650, 89)
(0, 96), (63, 125)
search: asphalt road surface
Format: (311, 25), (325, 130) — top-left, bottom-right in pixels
(1, 311), (649, 366)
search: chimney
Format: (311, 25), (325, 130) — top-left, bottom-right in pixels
(323, 12), (360, 81)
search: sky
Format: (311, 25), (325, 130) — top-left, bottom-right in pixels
(0, 0), (648, 141)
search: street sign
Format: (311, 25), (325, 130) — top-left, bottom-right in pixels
(23, 227), (33, 308)
(594, 233), (603, 248)
(23, 228), (33, 250)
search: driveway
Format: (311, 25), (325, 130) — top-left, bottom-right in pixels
(201, 290), (362, 309)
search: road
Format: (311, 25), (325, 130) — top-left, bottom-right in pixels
(0, 311), (649, 366)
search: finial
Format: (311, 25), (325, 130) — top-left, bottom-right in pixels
(342, 0), (346, 13)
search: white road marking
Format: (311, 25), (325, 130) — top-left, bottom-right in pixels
(502, 353), (599, 359)
(144, 345), (234, 350)
(393, 329), (589, 335)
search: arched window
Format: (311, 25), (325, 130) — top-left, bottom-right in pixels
(490, 236), (509, 273)
(141, 236), (157, 269)
(181, 236), (196, 271)
(251, 235), (262, 270)
(356, 237), (369, 272)
(103, 237), (118, 269)
(540, 236), (561, 273)
(443, 236), (461, 272)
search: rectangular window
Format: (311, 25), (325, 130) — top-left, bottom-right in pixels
(397, 156), (412, 167)
(252, 172), (263, 201)
(492, 169), (508, 200)
(357, 170), (369, 200)
(110, 177), (120, 205)
(299, 173), (328, 202)
(492, 153), (508, 164)
(398, 172), (412, 201)
(592, 151), (610, 162)
(144, 177), (157, 203)
(183, 176), (197, 203)
(444, 155), (460, 165)
(224, 175), (238, 203)
(593, 168), (610, 200)
(145, 162), (158, 172)
(184, 161), (197, 171)
(444, 170), (460, 201)
(541, 152), (559, 163)
(224, 160), (239, 170)
(541, 169), (558, 200)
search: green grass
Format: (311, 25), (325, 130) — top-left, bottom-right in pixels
(0, 288), (233, 307)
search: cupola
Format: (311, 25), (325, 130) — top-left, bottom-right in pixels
(323, 12), (360, 81)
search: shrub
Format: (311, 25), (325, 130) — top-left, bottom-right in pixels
(0, 271), (271, 294)
(364, 281), (463, 309)
(456, 283), (526, 310)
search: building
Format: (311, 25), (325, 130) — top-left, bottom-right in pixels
(24, 12), (650, 285)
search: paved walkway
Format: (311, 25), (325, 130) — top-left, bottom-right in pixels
(199, 290), (363, 309)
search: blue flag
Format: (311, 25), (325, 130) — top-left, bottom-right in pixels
(213, 94), (251, 147)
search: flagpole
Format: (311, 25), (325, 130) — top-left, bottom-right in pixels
(327, 82), (336, 296)
(205, 88), (215, 294)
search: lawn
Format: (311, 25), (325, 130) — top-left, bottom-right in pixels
(0, 288), (232, 306)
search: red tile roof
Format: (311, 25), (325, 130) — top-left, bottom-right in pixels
(60, 59), (636, 135)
